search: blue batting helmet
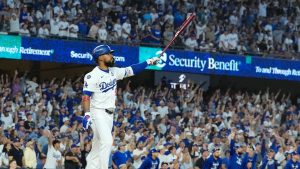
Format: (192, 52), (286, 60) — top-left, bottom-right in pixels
(92, 45), (114, 61)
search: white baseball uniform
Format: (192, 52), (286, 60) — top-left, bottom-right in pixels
(83, 66), (134, 169)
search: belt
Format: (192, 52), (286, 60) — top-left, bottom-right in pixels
(105, 109), (114, 114)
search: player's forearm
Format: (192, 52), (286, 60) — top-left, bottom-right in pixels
(82, 97), (90, 113)
(130, 61), (148, 75)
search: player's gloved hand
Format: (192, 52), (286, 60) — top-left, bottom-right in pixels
(146, 57), (161, 65)
(82, 112), (91, 130)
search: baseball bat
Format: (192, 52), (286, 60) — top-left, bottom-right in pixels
(160, 13), (196, 57)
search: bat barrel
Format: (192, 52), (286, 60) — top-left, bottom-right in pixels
(160, 13), (196, 57)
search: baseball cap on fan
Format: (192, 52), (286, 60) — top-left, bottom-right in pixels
(71, 143), (80, 149)
(149, 149), (159, 154)
(63, 117), (69, 122)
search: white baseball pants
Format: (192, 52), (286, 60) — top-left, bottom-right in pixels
(86, 108), (114, 169)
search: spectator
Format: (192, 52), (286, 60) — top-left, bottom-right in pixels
(77, 17), (88, 37)
(228, 28), (239, 51)
(203, 148), (222, 169)
(8, 137), (23, 168)
(164, 11), (174, 25)
(149, 7), (158, 23)
(0, 143), (11, 168)
(19, 23), (30, 36)
(43, 131), (62, 169)
(139, 149), (160, 169)
(283, 34), (294, 52)
(24, 112), (35, 130)
(24, 140), (37, 168)
(160, 162), (169, 169)
(19, 5), (29, 23)
(1, 107), (13, 130)
(165, 146), (178, 164)
(185, 34), (198, 50)
(65, 144), (81, 169)
(60, 117), (70, 133)
(9, 159), (17, 169)
(113, 18), (122, 39)
(38, 22), (49, 38)
(195, 149), (209, 169)
(9, 11), (19, 33)
(53, 2), (64, 17)
(97, 23), (108, 43)
(149, 24), (161, 44)
(35, 8), (44, 22)
(260, 149), (280, 169)
(157, 101), (168, 118)
(258, 0), (269, 18)
(163, 24), (174, 46)
(121, 18), (131, 41)
(112, 142), (130, 169)
(71, 3), (81, 19)
(229, 11), (239, 26)
(80, 133), (91, 169)
(50, 14), (60, 36)
(219, 29), (230, 51)
(285, 152), (300, 169)
(132, 141), (148, 169)
(156, 145), (167, 167)
(181, 147), (193, 169)
(87, 21), (99, 40)
(28, 22), (37, 36)
(69, 19), (79, 38)
(195, 21), (206, 42)
(228, 132), (244, 169)
(44, 3), (52, 21)
(58, 16), (69, 37)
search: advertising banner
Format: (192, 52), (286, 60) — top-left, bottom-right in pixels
(21, 37), (138, 66)
(139, 46), (300, 81)
(0, 35), (21, 59)
(1, 35), (299, 81)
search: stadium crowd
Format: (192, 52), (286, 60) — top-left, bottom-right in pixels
(0, 0), (300, 59)
(0, 69), (299, 169)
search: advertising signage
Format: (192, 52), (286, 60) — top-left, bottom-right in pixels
(0, 35), (299, 81)
(0, 35), (22, 59)
(139, 46), (300, 81)
(21, 36), (138, 66)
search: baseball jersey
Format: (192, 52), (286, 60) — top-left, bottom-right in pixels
(112, 150), (129, 168)
(203, 155), (222, 169)
(44, 145), (62, 169)
(139, 156), (159, 169)
(285, 159), (300, 169)
(83, 66), (134, 109)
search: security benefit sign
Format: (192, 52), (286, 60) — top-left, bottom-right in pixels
(139, 46), (243, 76)
(139, 46), (300, 81)
(0, 35), (22, 59)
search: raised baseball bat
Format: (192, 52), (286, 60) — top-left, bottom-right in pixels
(160, 13), (196, 57)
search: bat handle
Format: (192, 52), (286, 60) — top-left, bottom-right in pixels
(159, 51), (164, 58)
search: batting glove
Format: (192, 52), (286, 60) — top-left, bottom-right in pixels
(82, 112), (92, 130)
(146, 57), (161, 65)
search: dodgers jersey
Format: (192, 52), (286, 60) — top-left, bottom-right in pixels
(83, 66), (134, 109)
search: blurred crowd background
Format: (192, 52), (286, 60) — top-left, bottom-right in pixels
(0, 69), (299, 169)
(0, 0), (300, 59)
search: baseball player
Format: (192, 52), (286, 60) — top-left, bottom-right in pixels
(81, 45), (159, 169)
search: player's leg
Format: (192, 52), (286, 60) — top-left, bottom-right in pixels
(93, 110), (114, 169)
(85, 114), (101, 169)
